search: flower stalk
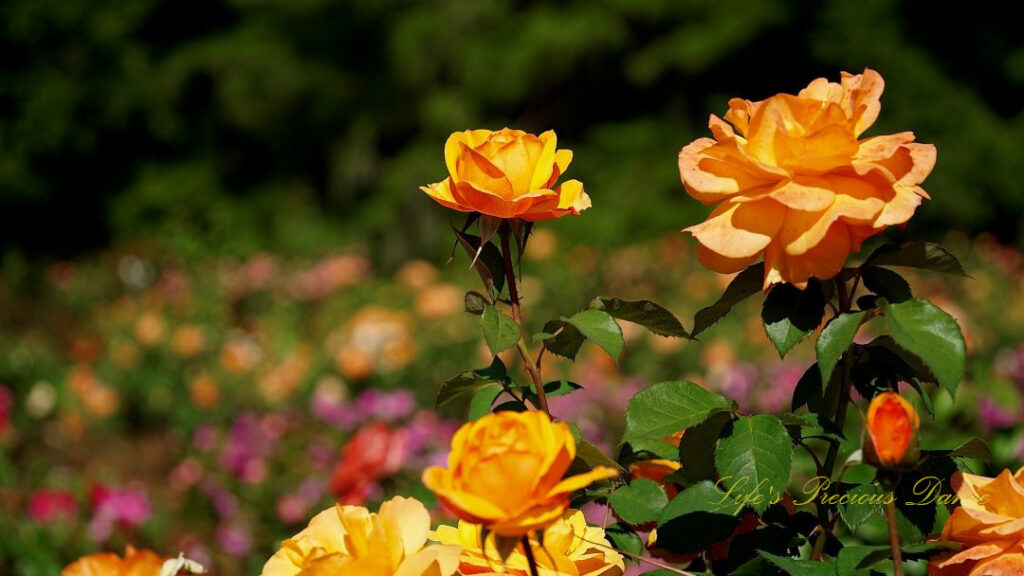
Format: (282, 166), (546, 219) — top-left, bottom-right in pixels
(499, 225), (549, 414)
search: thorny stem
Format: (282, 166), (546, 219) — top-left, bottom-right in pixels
(521, 536), (542, 576)
(500, 227), (549, 414)
(813, 271), (858, 560)
(885, 496), (905, 576)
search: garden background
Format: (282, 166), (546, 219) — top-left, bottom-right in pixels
(2, 1), (1023, 574)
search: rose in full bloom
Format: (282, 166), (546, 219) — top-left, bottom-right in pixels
(420, 129), (590, 221)
(679, 68), (936, 289)
(330, 422), (408, 504)
(63, 546), (164, 576)
(929, 468), (1024, 576)
(432, 509), (624, 576)
(863, 391), (920, 469)
(422, 411), (618, 536)
(262, 496), (460, 576)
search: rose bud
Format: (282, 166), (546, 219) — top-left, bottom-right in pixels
(863, 391), (920, 469)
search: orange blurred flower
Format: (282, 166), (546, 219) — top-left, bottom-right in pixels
(330, 422), (408, 505)
(262, 496), (460, 576)
(63, 545), (164, 576)
(68, 364), (119, 418)
(188, 372), (220, 410)
(679, 68), (936, 289)
(863, 391), (920, 469)
(422, 411), (618, 537)
(329, 307), (415, 380)
(929, 468), (1024, 576)
(421, 129), (590, 221)
(134, 311), (166, 347)
(172, 324), (206, 358)
(432, 509), (624, 576)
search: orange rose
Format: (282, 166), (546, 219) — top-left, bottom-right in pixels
(630, 459), (681, 499)
(63, 546), (164, 576)
(432, 509), (624, 576)
(679, 68), (936, 289)
(262, 496), (461, 576)
(422, 411), (618, 536)
(420, 129), (590, 221)
(863, 391), (920, 469)
(929, 468), (1024, 576)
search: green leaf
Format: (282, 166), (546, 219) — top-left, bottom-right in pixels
(762, 281), (826, 358)
(816, 311), (867, 384)
(691, 262), (764, 339)
(452, 226), (505, 296)
(464, 291), (488, 315)
(678, 411), (733, 483)
(608, 478), (669, 525)
(865, 242), (968, 277)
(950, 438), (992, 462)
(590, 297), (688, 338)
(837, 545), (888, 576)
(656, 481), (741, 553)
(791, 363), (824, 412)
(565, 309), (625, 362)
(777, 412), (844, 442)
(855, 541), (962, 569)
(882, 298), (966, 395)
(542, 320), (586, 360)
(838, 484), (885, 530)
(526, 380), (582, 400)
(861, 266), (912, 303)
(574, 439), (627, 475)
(481, 306), (521, 354)
(467, 386), (504, 420)
(604, 523), (644, 558)
(758, 551), (837, 576)
(436, 358), (507, 408)
(624, 381), (734, 443)
(715, 415), (793, 514)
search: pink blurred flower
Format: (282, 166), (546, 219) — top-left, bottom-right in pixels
(217, 521), (252, 557)
(354, 389), (416, 422)
(0, 386), (11, 436)
(978, 396), (1018, 432)
(88, 485), (151, 542)
(27, 489), (78, 523)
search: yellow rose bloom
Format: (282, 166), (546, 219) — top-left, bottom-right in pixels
(432, 510), (625, 576)
(420, 128), (590, 221)
(929, 468), (1024, 576)
(422, 411), (619, 537)
(679, 68), (936, 289)
(262, 496), (461, 576)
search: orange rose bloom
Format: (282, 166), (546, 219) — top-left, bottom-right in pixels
(420, 129), (590, 221)
(63, 546), (164, 576)
(929, 469), (1024, 576)
(863, 391), (920, 469)
(422, 411), (618, 536)
(630, 459), (681, 499)
(679, 68), (936, 289)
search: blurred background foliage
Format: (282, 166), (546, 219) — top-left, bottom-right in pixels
(3, 0), (1023, 262)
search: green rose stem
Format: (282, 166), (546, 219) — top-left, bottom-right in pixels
(499, 226), (550, 414)
(813, 271), (858, 560)
(885, 494), (905, 576)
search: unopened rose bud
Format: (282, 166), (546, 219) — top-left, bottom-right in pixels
(864, 391), (920, 469)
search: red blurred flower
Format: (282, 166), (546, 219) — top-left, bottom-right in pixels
(28, 489), (78, 523)
(329, 422), (408, 504)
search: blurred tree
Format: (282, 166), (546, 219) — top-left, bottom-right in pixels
(2, 0), (1021, 261)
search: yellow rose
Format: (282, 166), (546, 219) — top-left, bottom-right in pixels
(679, 68), (936, 289)
(262, 496), (461, 576)
(432, 509), (625, 576)
(422, 411), (618, 537)
(929, 468), (1024, 576)
(420, 129), (590, 221)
